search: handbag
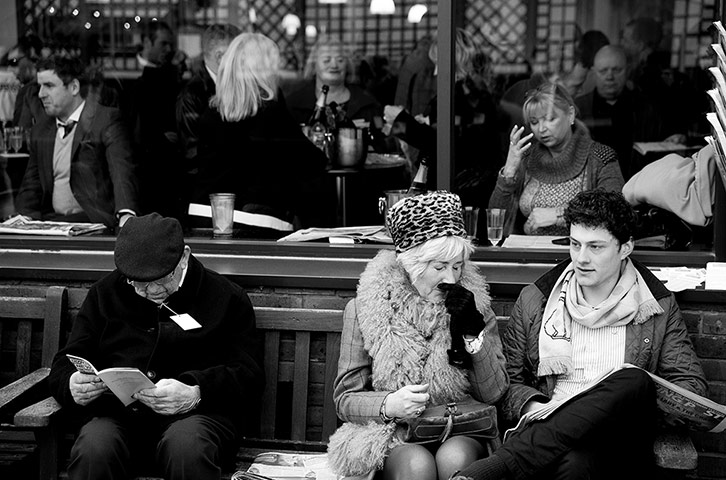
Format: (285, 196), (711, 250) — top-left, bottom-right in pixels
(404, 396), (498, 444)
(632, 204), (693, 250)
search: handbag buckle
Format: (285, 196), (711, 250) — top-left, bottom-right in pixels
(446, 402), (458, 416)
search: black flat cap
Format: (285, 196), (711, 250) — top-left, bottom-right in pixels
(114, 213), (185, 281)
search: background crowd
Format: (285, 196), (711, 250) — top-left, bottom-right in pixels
(0, 14), (715, 244)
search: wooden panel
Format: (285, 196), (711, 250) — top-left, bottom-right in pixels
(256, 308), (343, 332)
(291, 332), (310, 441)
(0, 298), (45, 319)
(41, 287), (67, 368)
(15, 321), (32, 378)
(259, 331), (280, 439)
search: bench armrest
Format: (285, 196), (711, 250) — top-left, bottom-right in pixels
(14, 396), (63, 427)
(0, 367), (51, 414)
(654, 432), (698, 471)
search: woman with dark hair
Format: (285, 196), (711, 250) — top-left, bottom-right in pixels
(488, 81), (623, 236)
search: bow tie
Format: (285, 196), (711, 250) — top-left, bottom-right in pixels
(58, 120), (77, 139)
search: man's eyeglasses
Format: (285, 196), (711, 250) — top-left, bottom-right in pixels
(126, 267), (178, 290)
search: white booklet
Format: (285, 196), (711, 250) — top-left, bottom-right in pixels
(66, 354), (156, 406)
(504, 363), (726, 442)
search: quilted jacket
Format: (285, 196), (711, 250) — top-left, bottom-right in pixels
(498, 258), (707, 425)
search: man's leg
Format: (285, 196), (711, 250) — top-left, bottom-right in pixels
(457, 368), (656, 480)
(156, 414), (237, 480)
(67, 416), (134, 480)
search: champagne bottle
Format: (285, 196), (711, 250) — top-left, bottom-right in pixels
(407, 157), (429, 194)
(308, 85), (332, 154)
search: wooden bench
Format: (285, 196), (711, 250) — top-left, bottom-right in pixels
(0, 285), (68, 479)
(1, 303), (699, 479)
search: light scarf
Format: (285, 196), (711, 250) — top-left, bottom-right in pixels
(538, 259), (664, 376)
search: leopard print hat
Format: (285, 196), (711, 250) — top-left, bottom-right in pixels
(386, 190), (467, 253)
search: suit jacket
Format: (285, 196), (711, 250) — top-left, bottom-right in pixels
(16, 100), (140, 228)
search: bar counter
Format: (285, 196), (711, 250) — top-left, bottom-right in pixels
(0, 234), (723, 303)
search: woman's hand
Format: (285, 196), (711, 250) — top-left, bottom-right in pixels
(69, 371), (108, 406)
(524, 207), (560, 232)
(502, 125), (533, 178)
(384, 384), (430, 419)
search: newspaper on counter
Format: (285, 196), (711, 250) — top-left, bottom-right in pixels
(231, 452), (337, 480)
(0, 215), (107, 236)
(504, 363), (726, 442)
(277, 225), (392, 244)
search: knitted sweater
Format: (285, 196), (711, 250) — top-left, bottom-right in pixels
(488, 123), (624, 235)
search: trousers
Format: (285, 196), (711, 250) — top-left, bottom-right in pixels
(499, 368), (657, 480)
(67, 413), (236, 480)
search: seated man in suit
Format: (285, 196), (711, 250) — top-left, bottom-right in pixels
(15, 55), (140, 229)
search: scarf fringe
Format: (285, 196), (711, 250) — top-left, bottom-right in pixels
(634, 298), (664, 325)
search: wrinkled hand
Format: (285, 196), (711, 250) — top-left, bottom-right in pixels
(133, 379), (200, 416)
(384, 384), (430, 419)
(502, 125), (533, 177)
(438, 283), (485, 336)
(69, 371), (108, 406)
(524, 207), (560, 233)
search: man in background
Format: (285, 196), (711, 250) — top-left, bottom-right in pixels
(176, 23), (240, 212)
(15, 55), (139, 229)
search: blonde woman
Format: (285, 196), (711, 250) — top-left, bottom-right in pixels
(190, 33), (334, 235)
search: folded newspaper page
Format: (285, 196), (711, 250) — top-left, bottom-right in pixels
(232, 452), (336, 480)
(277, 225), (392, 244)
(504, 363), (726, 442)
(0, 215), (106, 236)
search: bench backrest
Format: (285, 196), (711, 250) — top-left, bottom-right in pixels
(254, 307), (343, 445)
(0, 286), (67, 386)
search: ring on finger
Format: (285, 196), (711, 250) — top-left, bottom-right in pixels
(415, 408), (423, 416)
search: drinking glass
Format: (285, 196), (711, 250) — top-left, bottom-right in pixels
(485, 208), (506, 247)
(462, 206), (480, 242)
(9, 127), (23, 154)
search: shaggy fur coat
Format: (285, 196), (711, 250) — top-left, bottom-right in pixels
(327, 250), (492, 476)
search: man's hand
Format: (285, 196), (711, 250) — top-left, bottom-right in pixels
(69, 371), (108, 406)
(133, 379), (200, 415)
(438, 283), (485, 336)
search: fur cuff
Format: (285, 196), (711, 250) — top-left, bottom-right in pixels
(327, 421), (402, 477)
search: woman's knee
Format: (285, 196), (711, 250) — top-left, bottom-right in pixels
(436, 436), (487, 480)
(383, 444), (437, 480)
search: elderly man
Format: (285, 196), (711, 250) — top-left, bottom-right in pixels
(15, 55), (139, 229)
(452, 190), (706, 480)
(574, 45), (667, 179)
(48, 213), (264, 480)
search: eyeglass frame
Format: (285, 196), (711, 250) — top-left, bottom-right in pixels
(125, 261), (181, 290)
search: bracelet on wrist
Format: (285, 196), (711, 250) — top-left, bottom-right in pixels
(380, 393), (395, 423)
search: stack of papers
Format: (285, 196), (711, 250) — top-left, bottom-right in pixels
(706, 262), (726, 290)
(652, 267), (706, 292)
(500, 235), (569, 249)
(0, 215), (107, 236)
(277, 225), (392, 244)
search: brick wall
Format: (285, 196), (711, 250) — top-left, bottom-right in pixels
(12, 279), (726, 480)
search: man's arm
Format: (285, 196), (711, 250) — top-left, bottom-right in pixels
(102, 108), (141, 216)
(655, 296), (708, 396)
(499, 285), (551, 423)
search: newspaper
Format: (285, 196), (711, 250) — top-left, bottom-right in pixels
(0, 215), (107, 236)
(232, 452), (337, 480)
(504, 363), (726, 442)
(277, 225), (392, 245)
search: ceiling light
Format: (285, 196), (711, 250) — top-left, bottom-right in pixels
(407, 4), (427, 23)
(370, 0), (395, 15)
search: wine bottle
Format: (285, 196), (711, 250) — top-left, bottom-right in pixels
(407, 157), (429, 194)
(308, 85), (332, 154)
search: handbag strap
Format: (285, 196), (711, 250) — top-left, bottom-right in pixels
(437, 402), (457, 443)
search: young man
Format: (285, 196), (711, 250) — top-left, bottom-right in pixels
(15, 55), (139, 228)
(453, 190), (706, 480)
(48, 213), (264, 480)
